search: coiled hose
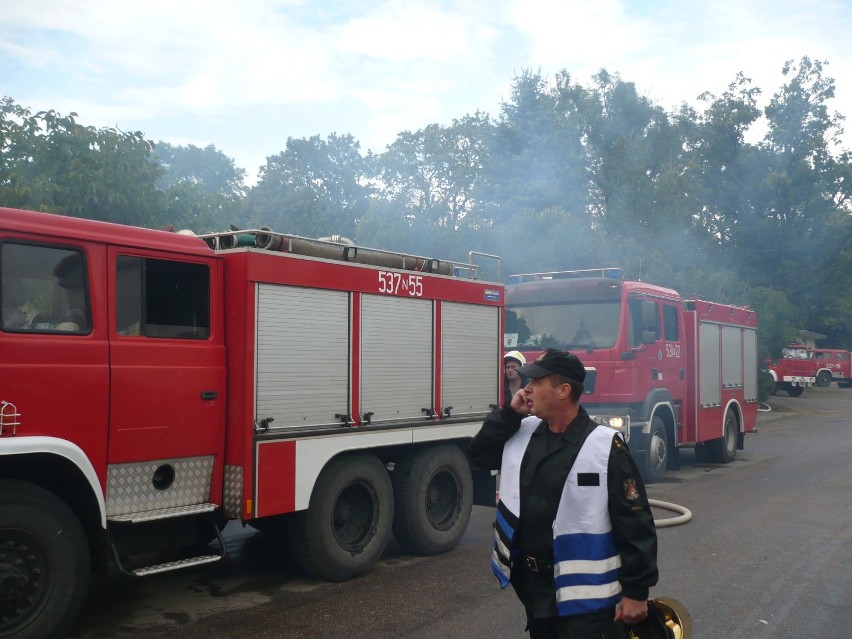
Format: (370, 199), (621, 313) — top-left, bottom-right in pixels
(649, 498), (692, 528)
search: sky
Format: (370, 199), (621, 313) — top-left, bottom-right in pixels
(2, 0), (852, 184)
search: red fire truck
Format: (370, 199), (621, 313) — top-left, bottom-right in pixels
(812, 348), (852, 388)
(0, 207), (504, 639)
(504, 268), (759, 484)
(766, 343), (816, 396)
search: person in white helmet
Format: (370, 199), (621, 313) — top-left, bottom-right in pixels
(504, 350), (529, 405)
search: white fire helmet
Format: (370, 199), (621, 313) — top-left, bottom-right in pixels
(504, 350), (526, 367)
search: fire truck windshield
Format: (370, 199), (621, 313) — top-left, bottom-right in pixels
(505, 301), (621, 350)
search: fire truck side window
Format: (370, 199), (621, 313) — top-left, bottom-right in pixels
(663, 305), (679, 341)
(115, 256), (210, 339)
(627, 298), (660, 346)
(1, 243), (90, 334)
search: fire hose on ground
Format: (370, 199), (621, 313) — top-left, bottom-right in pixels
(649, 498), (692, 527)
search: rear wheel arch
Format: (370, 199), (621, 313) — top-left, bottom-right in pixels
(706, 404), (740, 464)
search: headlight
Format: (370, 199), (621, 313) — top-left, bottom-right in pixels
(592, 414), (629, 440)
(607, 416), (625, 430)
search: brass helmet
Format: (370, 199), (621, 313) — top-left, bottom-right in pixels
(652, 597), (691, 639)
(623, 597), (692, 639)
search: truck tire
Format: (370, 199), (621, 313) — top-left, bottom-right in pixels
(706, 409), (738, 464)
(0, 479), (90, 639)
(787, 385), (804, 397)
(816, 371), (832, 387)
(768, 379), (777, 395)
(287, 453), (393, 582)
(391, 445), (473, 556)
(641, 417), (668, 484)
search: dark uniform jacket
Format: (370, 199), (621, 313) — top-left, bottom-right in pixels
(467, 404), (658, 618)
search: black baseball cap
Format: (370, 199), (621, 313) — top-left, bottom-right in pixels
(517, 349), (586, 384)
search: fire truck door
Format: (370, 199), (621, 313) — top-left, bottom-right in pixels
(106, 251), (225, 466)
(629, 297), (686, 396)
(659, 301), (687, 399)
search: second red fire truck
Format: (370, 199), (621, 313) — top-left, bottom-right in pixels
(504, 268), (759, 484)
(765, 343), (816, 396)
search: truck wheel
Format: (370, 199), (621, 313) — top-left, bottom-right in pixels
(0, 479), (90, 639)
(768, 379), (777, 395)
(816, 371), (832, 387)
(641, 417), (668, 484)
(787, 385), (804, 397)
(391, 445), (473, 556)
(287, 454), (393, 582)
(706, 409), (738, 464)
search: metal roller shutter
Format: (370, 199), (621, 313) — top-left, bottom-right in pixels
(442, 302), (499, 416)
(255, 284), (349, 429)
(360, 294), (433, 423)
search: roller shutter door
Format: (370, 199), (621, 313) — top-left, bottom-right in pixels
(255, 284), (349, 429)
(442, 302), (500, 416)
(361, 294), (433, 423)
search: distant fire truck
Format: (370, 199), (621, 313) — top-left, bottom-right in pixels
(0, 207), (503, 638)
(504, 268), (759, 484)
(811, 348), (852, 388)
(766, 343), (816, 396)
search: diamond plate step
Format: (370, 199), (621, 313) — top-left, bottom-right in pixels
(109, 508), (227, 578)
(108, 502), (217, 523)
(131, 554), (222, 576)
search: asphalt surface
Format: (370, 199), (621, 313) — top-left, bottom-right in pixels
(68, 386), (852, 639)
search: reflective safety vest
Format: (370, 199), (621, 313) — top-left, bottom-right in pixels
(491, 419), (623, 616)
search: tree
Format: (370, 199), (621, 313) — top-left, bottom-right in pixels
(152, 142), (247, 231)
(373, 113), (494, 230)
(584, 70), (688, 236)
(243, 133), (371, 238)
(153, 142), (246, 197)
(0, 97), (165, 227)
(738, 59), (850, 336)
(481, 69), (591, 226)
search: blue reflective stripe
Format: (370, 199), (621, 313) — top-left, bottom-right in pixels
(491, 558), (511, 588)
(554, 567), (621, 589)
(495, 508), (515, 539)
(554, 532), (618, 561)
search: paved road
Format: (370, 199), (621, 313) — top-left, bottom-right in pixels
(68, 386), (852, 639)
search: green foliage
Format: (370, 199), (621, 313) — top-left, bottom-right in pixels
(152, 142), (247, 232)
(758, 369), (775, 402)
(243, 133), (371, 238)
(0, 97), (165, 226)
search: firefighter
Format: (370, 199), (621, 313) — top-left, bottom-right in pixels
(504, 350), (529, 404)
(468, 349), (659, 639)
